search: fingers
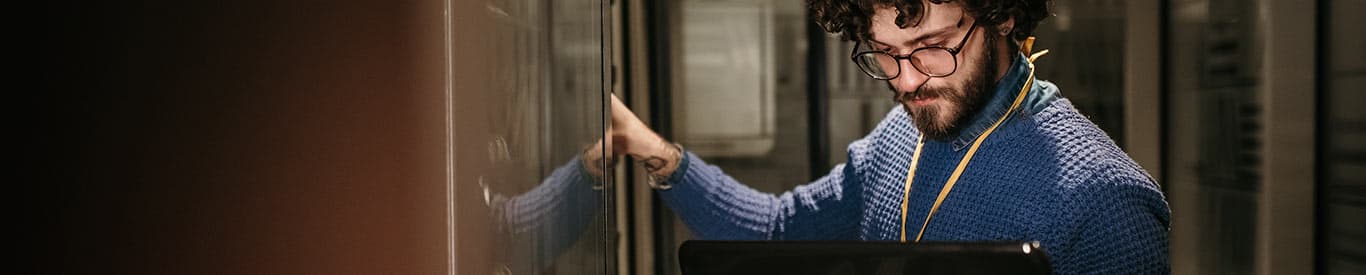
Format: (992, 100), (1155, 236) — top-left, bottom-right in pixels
(608, 93), (648, 156)
(610, 93), (625, 109)
(609, 93), (636, 129)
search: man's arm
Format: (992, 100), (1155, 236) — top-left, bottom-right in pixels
(654, 146), (868, 240)
(491, 156), (603, 274)
(1050, 160), (1171, 274)
(599, 94), (870, 240)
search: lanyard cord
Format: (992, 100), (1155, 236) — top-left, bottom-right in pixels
(898, 48), (1048, 243)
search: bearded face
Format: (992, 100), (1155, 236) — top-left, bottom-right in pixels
(867, 4), (1005, 140)
(897, 31), (997, 140)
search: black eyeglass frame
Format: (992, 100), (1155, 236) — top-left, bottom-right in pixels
(849, 21), (980, 80)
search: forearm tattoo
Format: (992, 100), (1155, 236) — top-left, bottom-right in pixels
(633, 141), (680, 178)
(638, 155), (669, 175)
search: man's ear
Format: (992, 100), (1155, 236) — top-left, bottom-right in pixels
(997, 17), (1015, 37)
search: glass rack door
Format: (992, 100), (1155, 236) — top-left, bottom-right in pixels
(451, 0), (613, 273)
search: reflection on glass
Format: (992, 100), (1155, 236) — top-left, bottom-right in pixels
(1168, 0), (1263, 273)
(1322, 0), (1366, 273)
(454, 0), (611, 274)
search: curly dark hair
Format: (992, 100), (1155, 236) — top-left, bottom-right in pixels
(808, 0), (1051, 44)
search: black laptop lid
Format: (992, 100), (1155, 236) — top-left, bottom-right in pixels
(679, 241), (1052, 275)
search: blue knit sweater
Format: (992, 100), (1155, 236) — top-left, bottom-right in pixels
(656, 53), (1171, 274)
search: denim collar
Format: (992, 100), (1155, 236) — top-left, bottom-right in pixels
(942, 52), (1057, 151)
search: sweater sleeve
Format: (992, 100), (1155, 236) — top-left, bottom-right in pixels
(655, 139), (872, 240)
(1050, 159), (1171, 274)
(491, 156), (603, 274)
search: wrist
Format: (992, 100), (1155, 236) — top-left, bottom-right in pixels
(642, 142), (683, 190)
(616, 126), (683, 188)
(581, 141), (613, 179)
(624, 128), (665, 158)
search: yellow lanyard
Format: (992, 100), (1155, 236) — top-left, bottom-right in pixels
(898, 42), (1048, 243)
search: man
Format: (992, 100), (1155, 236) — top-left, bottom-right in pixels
(597, 0), (1170, 273)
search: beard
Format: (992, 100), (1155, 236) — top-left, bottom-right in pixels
(896, 33), (998, 140)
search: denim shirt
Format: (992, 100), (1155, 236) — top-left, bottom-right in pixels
(945, 52), (1061, 151)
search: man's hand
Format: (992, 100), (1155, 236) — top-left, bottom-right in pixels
(584, 94), (681, 180)
(609, 94), (663, 157)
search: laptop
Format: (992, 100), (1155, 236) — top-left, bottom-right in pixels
(679, 240), (1052, 275)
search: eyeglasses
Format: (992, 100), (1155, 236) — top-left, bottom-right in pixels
(850, 21), (979, 80)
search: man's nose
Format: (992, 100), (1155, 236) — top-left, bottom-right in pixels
(890, 59), (929, 93)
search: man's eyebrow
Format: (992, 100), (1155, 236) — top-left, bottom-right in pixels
(868, 37), (895, 48)
(908, 26), (954, 45)
(870, 15), (963, 49)
(911, 13), (967, 44)
(869, 26), (951, 50)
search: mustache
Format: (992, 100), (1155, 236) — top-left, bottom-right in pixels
(893, 85), (953, 103)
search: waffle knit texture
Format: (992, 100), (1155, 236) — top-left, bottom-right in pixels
(657, 53), (1172, 274)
